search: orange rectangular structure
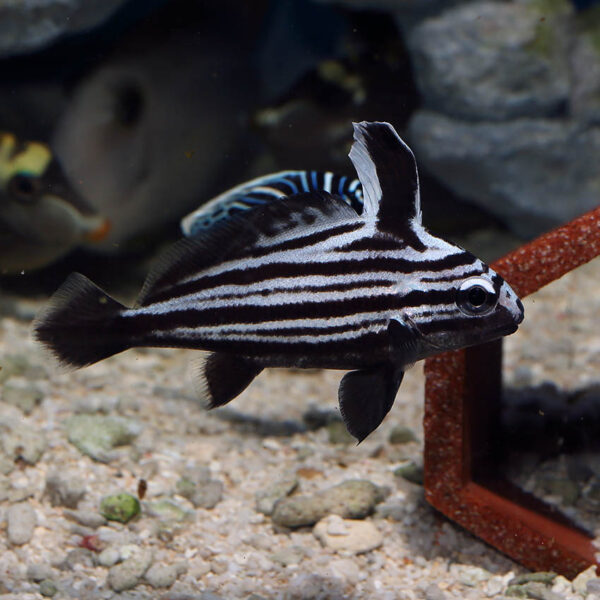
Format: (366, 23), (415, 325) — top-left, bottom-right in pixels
(424, 205), (600, 578)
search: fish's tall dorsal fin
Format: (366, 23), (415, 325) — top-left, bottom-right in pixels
(137, 190), (357, 306)
(348, 121), (422, 239)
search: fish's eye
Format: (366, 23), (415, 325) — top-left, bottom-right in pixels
(8, 174), (40, 202)
(456, 276), (498, 316)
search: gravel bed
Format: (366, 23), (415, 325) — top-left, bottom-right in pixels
(1, 257), (599, 599)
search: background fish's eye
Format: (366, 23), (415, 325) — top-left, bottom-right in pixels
(8, 174), (40, 202)
(456, 277), (498, 316)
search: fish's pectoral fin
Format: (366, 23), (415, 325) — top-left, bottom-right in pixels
(338, 363), (404, 443)
(349, 121), (423, 243)
(388, 317), (420, 364)
(195, 352), (263, 409)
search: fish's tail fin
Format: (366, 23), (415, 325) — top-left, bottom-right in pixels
(33, 273), (130, 368)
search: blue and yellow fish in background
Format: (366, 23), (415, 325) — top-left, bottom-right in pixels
(0, 133), (110, 274)
(34, 121), (524, 441)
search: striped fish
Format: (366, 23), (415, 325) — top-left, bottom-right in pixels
(34, 121), (524, 442)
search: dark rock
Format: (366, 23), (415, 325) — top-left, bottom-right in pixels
(407, 2), (570, 121)
(0, 0), (129, 58)
(408, 111), (600, 237)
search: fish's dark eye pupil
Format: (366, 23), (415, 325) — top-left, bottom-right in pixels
(468, 286), (487, 307)
(9, 174), (36, 200)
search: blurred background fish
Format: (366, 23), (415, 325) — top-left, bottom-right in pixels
(0, 132), (109, 275)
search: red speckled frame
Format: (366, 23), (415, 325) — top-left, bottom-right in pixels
(424, 205), (600, 578)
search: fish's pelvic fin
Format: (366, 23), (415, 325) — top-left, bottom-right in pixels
(338, 363), (404, 443)
(195, 352), (263, 409)
(349, 121), (422, 241)
(33, 273), (129, 368)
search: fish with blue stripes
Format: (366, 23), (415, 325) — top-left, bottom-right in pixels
(34, 121), (524, 442)
(180, 169), (364, 237)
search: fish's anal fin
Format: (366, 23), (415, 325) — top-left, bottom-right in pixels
(349, 121), (422, 243)
(195, 352), (263, 409)
(338, 363), (404, 443)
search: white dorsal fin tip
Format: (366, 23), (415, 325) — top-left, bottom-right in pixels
(349, 123), (381, 217)
(349, 120), (422, 225)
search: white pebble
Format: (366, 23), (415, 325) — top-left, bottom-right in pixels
(7, 502), (36, 545)
(313, 516), (383, 554)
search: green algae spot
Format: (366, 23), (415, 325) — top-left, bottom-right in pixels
(100, 493), (141, 523)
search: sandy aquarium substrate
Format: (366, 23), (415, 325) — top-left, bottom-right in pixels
(0, 257), (599, 599)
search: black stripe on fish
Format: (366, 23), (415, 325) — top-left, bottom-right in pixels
(138, 191), (358, 305)
(142, 250), (477, 305)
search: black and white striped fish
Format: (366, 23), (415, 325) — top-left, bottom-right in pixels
(34, 121), (524, 442)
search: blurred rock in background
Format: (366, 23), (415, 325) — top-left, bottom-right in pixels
(405, 0), (600, 237)
(2, 0), (599, 276)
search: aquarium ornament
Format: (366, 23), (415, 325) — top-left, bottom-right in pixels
(424, 204), (600, 578)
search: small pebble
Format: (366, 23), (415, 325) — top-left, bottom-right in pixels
(65, 415), (142, 462)
(144, 562), (187, 588)
(7, 501), (36, 545)
(2, 380), (43, 414)
(0, 452), (14, 475)
(572, 565), (598, 595)
(313, 515), (383, 554)
(0, 475), (10, 502)
(388, 425), (418, 445)
(0, 354), (45, 383)
(100, 493), (141, 523)
(107, 548), (153, 592)
(270, 546), (305, 566)
(0, 420), (47, 464)
(63, 508), (106, 529)
(302, 406), (340, 430)
(272, 479), (385, 528)
(39, 579), (58, 597)
(509, 572), (557, 586)
(424, 583), (448, 600)
(255, 475), (298, 515)
(44, 473), (86, 508)
(148, 498), (191, 522)
(449, 564), (491, 587)
(327, 421), (354, 444)
(26, 563), (54, 582)
(61, 548), (95, 570)
(210, 556), (229, 575)
(188, 480), (223, 509)
(98, 546), (121, 567)
(394, 461), (423, 485)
